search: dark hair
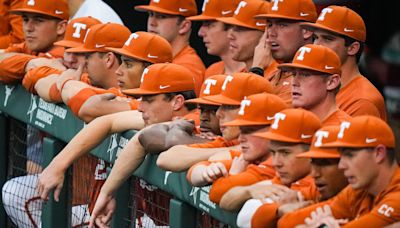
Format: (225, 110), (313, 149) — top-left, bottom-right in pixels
(386, 148), (397, 164)
(343, 36), (365, 62)
(163, 90), (197, 110)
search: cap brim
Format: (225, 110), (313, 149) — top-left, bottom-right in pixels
(185, 97), (220, 105)
(223, 119), (271, 127)
(300, 22), (361, 42)
(106, 47), (149, 63)
(253, 131), (301, 143)
(254, 13), (302, 21)
(296, 149), (340, 158)
(321, 141), (373, 149)
(217, 17), (257, 30)
(187, 15), (217, 21)
(54, 40), (82, 48)
(122, 88), (161, 96)
(10, 8), (65, 20)
(278, 63), (333, 74)
(135, 5), (181, 16)
(66, 46), (97, 53)
(202, 94), (240, 106)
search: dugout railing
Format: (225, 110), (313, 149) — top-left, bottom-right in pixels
(0, 83), (238, 228)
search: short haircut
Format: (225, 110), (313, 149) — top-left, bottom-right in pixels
(343, 35), (365, 62)
(163, 90), (197, 110)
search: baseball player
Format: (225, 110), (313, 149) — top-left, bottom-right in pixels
(187, 0), (245, 76)
(302, 5), (387, 120)
(282, 116), (400, 227)
(0, 0), (24, 48)
(135, 0), (206, 96)
(255, 0), (317, 104)
(279, 44), (351, 125)
(236, 108), (321, 227)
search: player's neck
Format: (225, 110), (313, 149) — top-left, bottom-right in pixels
(220, 52), (245, 75)
(171, 36), (189, 57)
(368, 163), (398, 196)
(340, 57), (361, 87)
(310, 95), (338, 122)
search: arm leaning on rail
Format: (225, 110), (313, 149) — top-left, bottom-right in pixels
(36, 110), (144, 201)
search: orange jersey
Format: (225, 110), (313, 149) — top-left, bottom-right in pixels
(250, 175), (318, 228)
(22, 66), (62, 93)
(173, 45), (206, 96)
(266, 69), (293, 105)
(0, 0), (24, 48)
(322, 109), (352, 126)
(1, 43), (64, 83)
(67, 87), (135, 116)
(188, 136), (239, 149)
(209, 157), (276, 204)
(183, 109), (200, 127)
(280, 167), (400, 228)
(205, 61), (224, 79)
(337, 75), (387, 121)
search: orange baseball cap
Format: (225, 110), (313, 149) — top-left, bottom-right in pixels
(66, 23), (131, 53)
(255, 0), (317, 23)
(54, 17), (101, 48)
(187, 0), (240, 21)
(297, 125), (340, 159)
(185, 74), (227, 105)
(223, 93), (288, 126)
(203, 72), (274, 105)
(301, 6), (366, 42)
(279, 44), (341, 75)
(10, 0), (69, 20)
(106, 32), (173, 64)
(217, 0), (269, 31)
(135, 0), (197, 17)
(123, 63), (195, 96)
(253, 108), (321, 144)
(322, 116), (395, 149)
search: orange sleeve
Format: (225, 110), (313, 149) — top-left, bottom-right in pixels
(204, 61), (224, 79)
(251, 203), (279, 228)
(188, 137), (239, 148)
(22, 66), (61, 93)
(277, 201), (329, 228)
(129, 99), (139, 110)
(343, 99), (382, 118)
(48, 83), (62, 102)
(341, 193), (400, 227)
(183, 109), (200, 127)
(0, 54), (35, 83)
(67, 88), (98, 116)
(0, 0), (24, 48)
(209, 163), (275, 204)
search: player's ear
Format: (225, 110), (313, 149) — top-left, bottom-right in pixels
(326, 74), (340, 91)
(56, 20), (68, 36)
(347, 41), (360, 56)
(178, 19), (191, 35)
(374, 144), (388, 164)
(302, 28), (313, 41)
(172, 94), (185, 111)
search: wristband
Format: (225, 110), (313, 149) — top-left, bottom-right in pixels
(249, 67), (264, 76)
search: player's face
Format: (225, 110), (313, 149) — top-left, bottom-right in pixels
(311, 158), (348, 200)
(63, 50), (86, 70)
(22, 13), (64, 52)
(239, 126), (270, 162)
(266, 19), (306, 63)
(216, 105), (240, 141)
(313, 30), (348, 65)
(198, 21), (230, 56)
(291, 69), (331, 110)
(147, 11), (181, 43)
(138, 94), (176, 126)
(270, 141), (311, 186)
(227, 25), (263, 63)
(338, 148), (376, 190)
(199, 104), (221, 135)
(85, 52), (115, 88)
(115, 56), (147, 90)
